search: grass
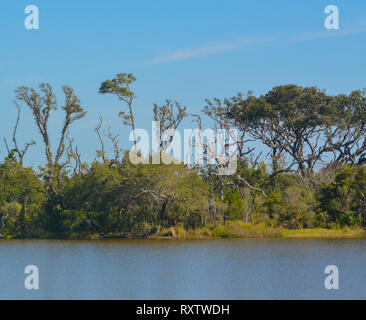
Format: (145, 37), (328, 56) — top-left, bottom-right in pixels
(151, 221), (366, 239)
(282, 227), (366, 238)
(210, 222), (283, 238)
(3, 221), (366, 240)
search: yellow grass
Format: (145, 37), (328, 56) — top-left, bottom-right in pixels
(152, 222), (366, 239)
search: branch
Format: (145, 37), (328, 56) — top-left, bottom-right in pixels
(237, 174), (267, 198)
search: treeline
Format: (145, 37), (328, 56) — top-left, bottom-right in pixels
(0, 74), (365, 238)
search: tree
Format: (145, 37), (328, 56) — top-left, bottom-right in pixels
(99, 73), (138, 150)
(0, 157), (45, 234)
(227, 85), (334, 179)
(15, 83), (56, 167)
(15, 83), (86, 210)
(317, 165), (366, 227)
(131, 161), (210, 230)
(200, 98), (259, 201)
(3, 101), (36, 166)
(153, 99), (187, 150)
(324, 90), (366, 165)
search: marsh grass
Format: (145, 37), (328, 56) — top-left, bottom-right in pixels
(282, 227), (366, 238)
(7, 222), (365, 240)
(152, 221), (366, 239)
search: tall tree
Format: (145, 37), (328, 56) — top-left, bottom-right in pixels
(201, 98), (255, 200)
(99, 73), (138, 151)
(15, 83), (56, 167)
(325, 89), (366, 165)
(227, 85), (334, 179)
(15, 83), (86, 209)
(153, 99), (187, 150)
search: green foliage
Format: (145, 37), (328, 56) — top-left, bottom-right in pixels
(0, 158), (45, 234)
(224, 190), (245, 220)
(99, 73), (136, 128)
(317, 165), (366, 227)
(1, 81), (366, 238)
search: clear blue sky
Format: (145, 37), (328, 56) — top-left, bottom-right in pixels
(0, 0), (365, 166)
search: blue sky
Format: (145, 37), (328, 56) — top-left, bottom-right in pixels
(0, 0), (365, 166)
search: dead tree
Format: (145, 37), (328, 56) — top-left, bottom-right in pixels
(153, 100), (188, 150)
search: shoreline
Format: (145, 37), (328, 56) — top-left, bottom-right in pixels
(3, 224), (366, 240)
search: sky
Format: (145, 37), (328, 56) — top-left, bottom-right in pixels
(0, 0), (365, 166)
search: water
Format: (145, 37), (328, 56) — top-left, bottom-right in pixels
(0, 239), (365, 299)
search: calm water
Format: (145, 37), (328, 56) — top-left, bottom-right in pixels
(0, 239), (365, 299)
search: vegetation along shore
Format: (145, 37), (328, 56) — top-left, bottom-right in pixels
(1, 73), (366, 240)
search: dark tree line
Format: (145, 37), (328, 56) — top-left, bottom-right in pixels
(0, 76), (365, 237)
